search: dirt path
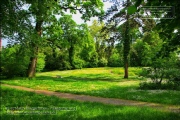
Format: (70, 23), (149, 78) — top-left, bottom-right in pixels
(1, 84), (180, 113)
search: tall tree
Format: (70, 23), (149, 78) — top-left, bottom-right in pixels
(59, 15), (89, 69)
(102, 0), (143, 78)
(89, 20), (107, 62)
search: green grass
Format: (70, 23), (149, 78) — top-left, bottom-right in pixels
(1, 67), (180, 105)
(1, 86), (179, 120)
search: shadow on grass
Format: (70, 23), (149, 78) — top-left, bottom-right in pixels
(1, 109), (179, 120)
(35, 74), (129, 82)
(86, 86), (180, 105)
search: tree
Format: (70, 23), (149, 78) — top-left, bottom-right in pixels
(79, 24), (98, 68)
(102, 0), (144, 78)
(58, 15), (78, 68)
(1, 0), (104, 78)
(89, 20), (110, 66)
(59, 15), (95, 69)
(142, 0), (180, 57)
(142, 31), (163, 66)
(100, 22), (121, 65)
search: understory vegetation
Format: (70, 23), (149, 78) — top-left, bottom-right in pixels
(139, 55), (180, 90)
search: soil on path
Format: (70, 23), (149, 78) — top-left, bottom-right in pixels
(1, 84), (180, 113)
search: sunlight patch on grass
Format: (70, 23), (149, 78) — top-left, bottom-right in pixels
(117, 80), (139, 87)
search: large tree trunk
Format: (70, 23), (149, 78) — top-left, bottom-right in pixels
(27, 43), (39, 78)
(124, 23), (130, 79)
(27, 20), (43, 78)
(124, 62), (128, 78)
(123, 0), (130, 79)
(27, 56), (37, 78)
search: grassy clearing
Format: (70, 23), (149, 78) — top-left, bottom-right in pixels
(1, 86), (179, 120)
(1, 67), (180, 105)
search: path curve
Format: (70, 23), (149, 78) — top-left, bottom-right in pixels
(1, 84), (180, 113)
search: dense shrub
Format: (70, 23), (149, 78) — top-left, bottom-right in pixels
(62, 61), (72, 70)
(108, 53), (123, 67)
(0, 46), (29, 78)
(98, 57), (108, 67)
(139, 81), (180, 90)
(44, 54), (72, 71)
(165, 68), (180, 88)
(139, 55), (180, 90)
(86, 52), (98, 68)
(73, 58), (85, 69)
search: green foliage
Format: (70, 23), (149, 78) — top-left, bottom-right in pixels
(44, 52), (72, 71)
(139, 53), (180, 90)
(130, 39), (144, 66)
(141, 31), (163, 66)
(87, 52), (99, 68)
(98, 57), (108, 67)
(0, 45), (29, 78)
(62, 61), (72, 70)
(36, 53), (46, 72)
(73, 58), (85, 69)
(139, 81), (180, 90)
(143, 0), (180, 58)
(127, 6), (137, 15)
(108, 52), (123, 67)
(89, 20), (108, 63)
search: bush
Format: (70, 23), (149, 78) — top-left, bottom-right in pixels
(140, 67), (164, 85)
(98, 57), (108, 67)
(87, 52), (98, 68)
(44, 54), (72, 71)
(139, 81), (180, 90)
(108, 53), (123, 67)
(0, 46), (29, 78)
(139, 82), (161, 90)
(139, 55), (180, 90)
(73, 58), (85, 69)
(164, 68), (180, 87)
(62, 61), (72, 70)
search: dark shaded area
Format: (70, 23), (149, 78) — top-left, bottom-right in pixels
(1, 112), (180, 120)
(35, 74), (132, 82)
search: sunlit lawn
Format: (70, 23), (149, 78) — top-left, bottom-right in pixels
(1, 67), (180, 105)
(1, 86), (179, 120)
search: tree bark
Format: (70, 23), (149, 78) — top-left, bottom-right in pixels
(124, 62), (128, 78)
(123, 0), (130, 79)
(27, 56), (37, 78)
(27, 20), (43, 78)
